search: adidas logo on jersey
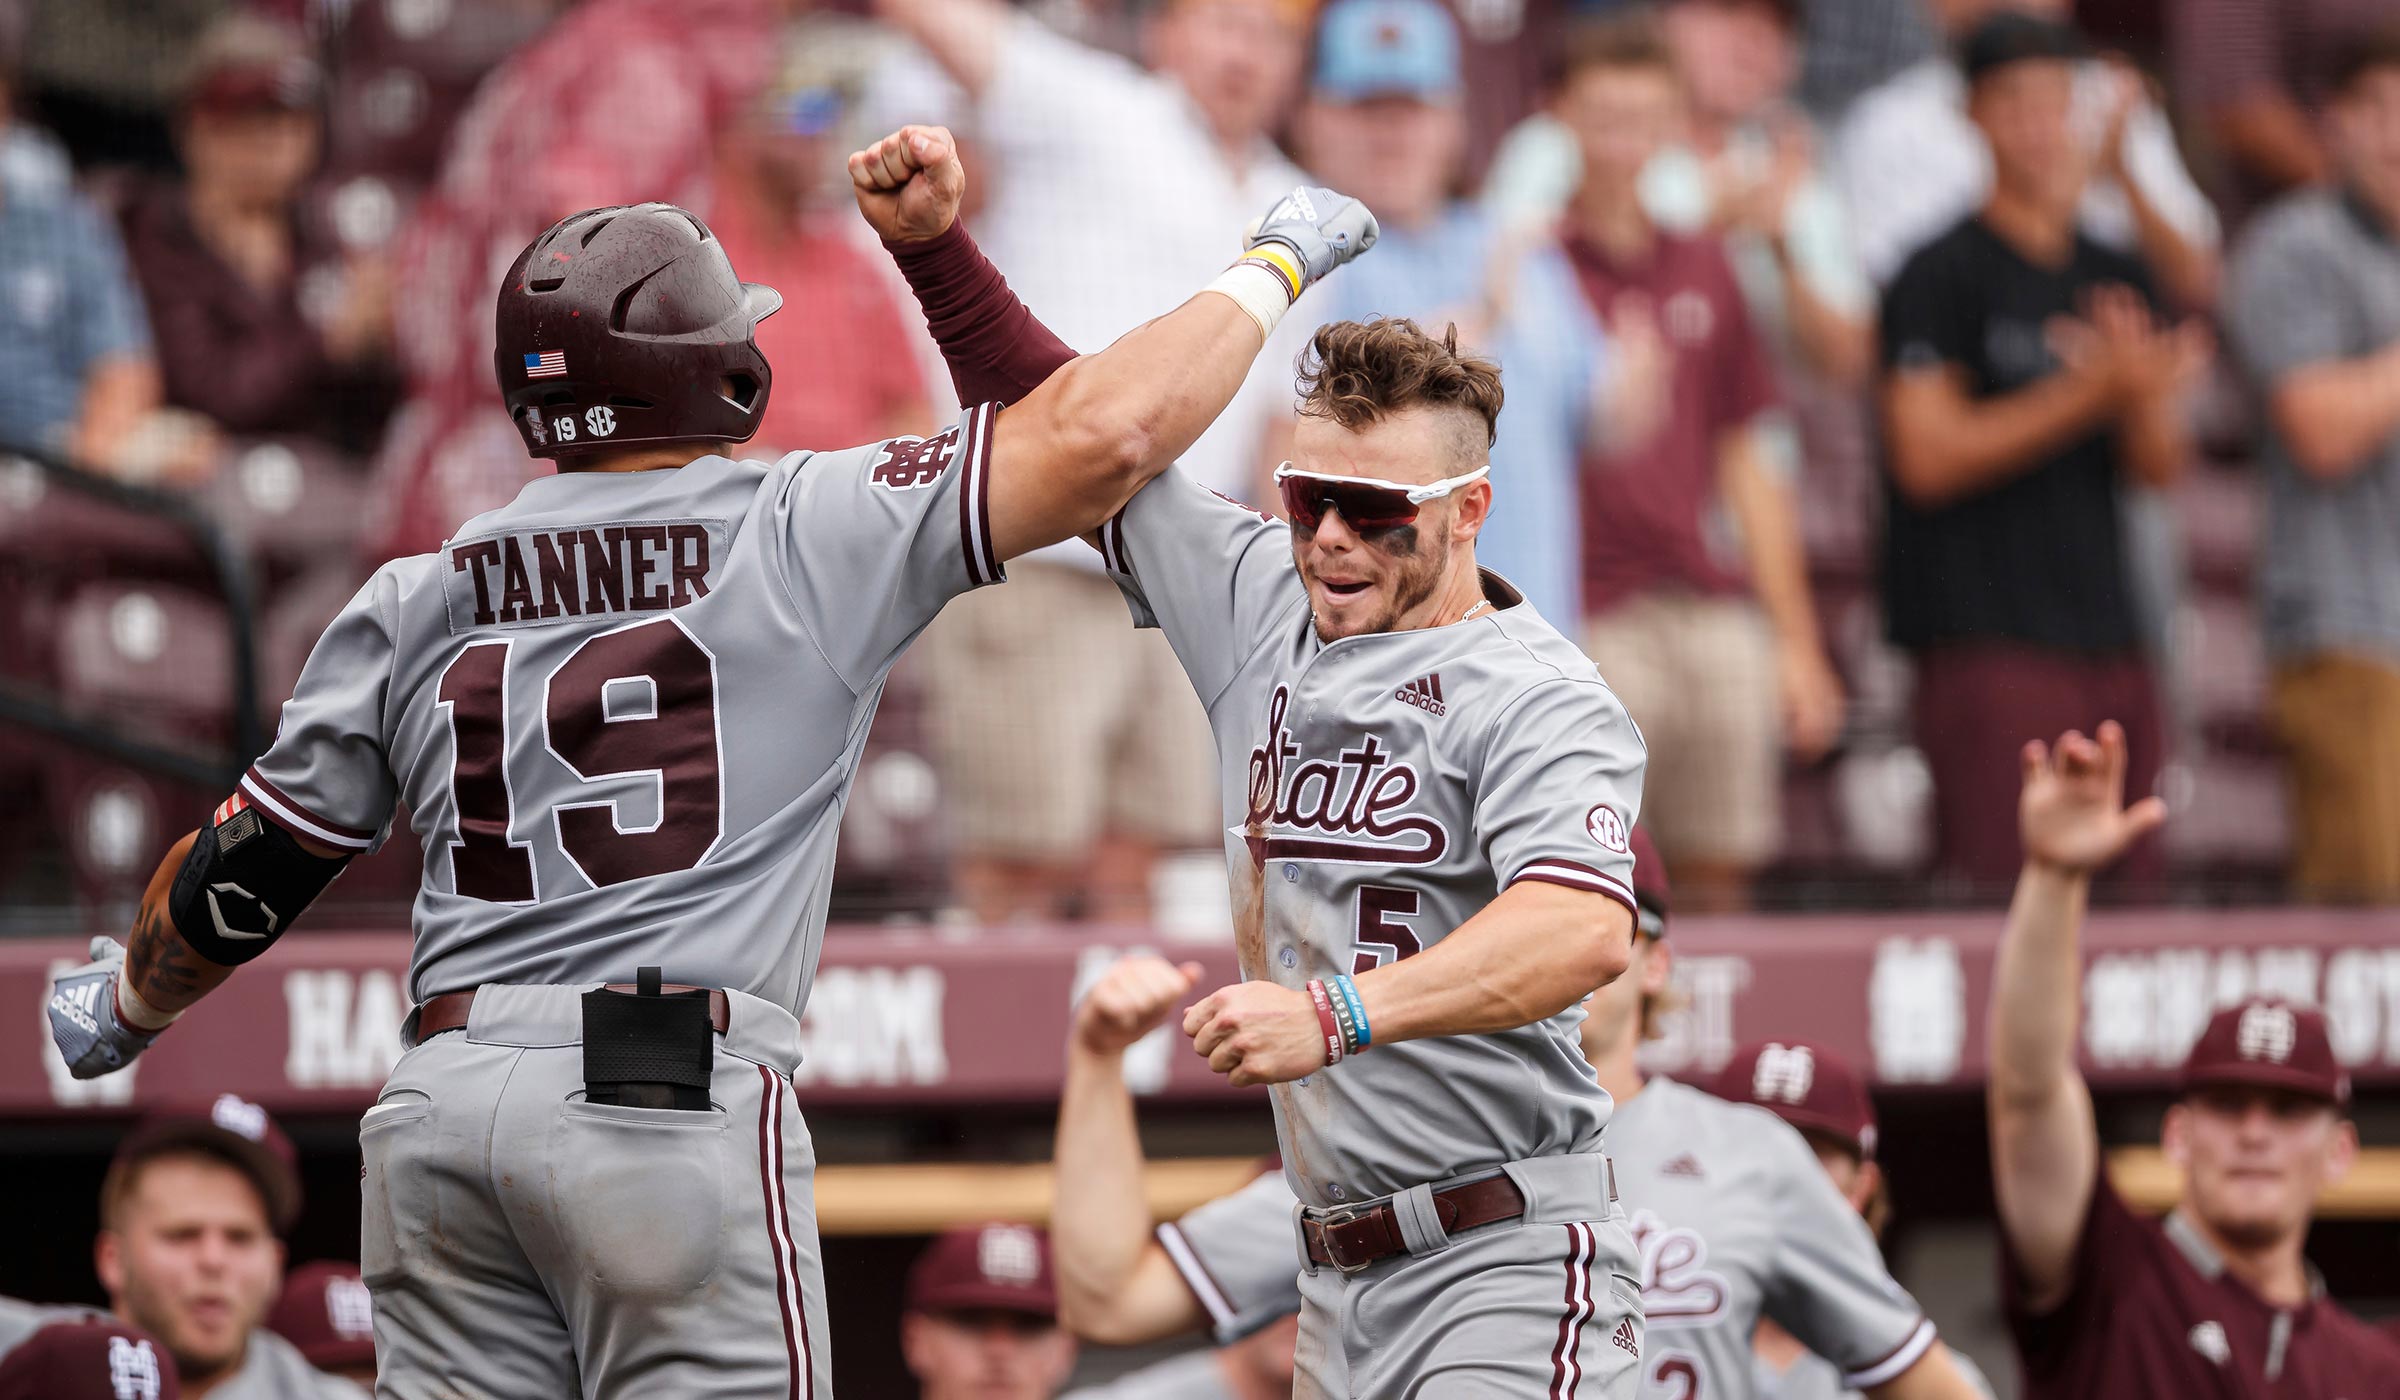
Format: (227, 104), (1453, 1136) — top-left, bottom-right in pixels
(1659, 1153), (1705, 1179)
(1394, 672), (1446, 717)
(1610, 1318), (1640, 1357)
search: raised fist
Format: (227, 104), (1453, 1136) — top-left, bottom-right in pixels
(849, 125), (965, 244)
(1074, 955), (1202, 1057)
(1245, 186), (1379, 293)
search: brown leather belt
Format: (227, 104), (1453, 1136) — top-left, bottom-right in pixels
(1303, 1174), (1528, 1273)
(414, 984), (731, 1042)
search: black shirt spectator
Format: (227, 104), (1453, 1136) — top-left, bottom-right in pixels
(1879, 218), (2156, 656)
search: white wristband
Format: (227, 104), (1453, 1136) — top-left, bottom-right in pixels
(118, 978), (182, 1032)
(1205, 260), (1296, 340)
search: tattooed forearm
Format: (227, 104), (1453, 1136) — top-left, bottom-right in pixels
(121, 831), (234, 1017)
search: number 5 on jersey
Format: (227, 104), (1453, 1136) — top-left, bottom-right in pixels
(435, 616), (723, 901)
(1353, 885), (1423, 974)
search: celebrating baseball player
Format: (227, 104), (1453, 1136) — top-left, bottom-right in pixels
(903, 219), (1649, 1397)
(1051, 833), (1985, 1399)
(1988, 723), (2400, 1396)
(43, 123), (1376, 1397)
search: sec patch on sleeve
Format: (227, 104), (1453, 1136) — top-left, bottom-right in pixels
(869, 427), (961, 491)
(1586, 804), (1629, 852)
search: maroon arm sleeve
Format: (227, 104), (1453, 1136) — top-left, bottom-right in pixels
(885, 223), (1078, 407)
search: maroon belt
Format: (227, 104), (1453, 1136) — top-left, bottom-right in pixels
(413, 984), (732, 1042)
(1303, 1175), (1529, 1273)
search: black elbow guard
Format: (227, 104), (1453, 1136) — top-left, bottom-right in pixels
(168, 803), (350, 966)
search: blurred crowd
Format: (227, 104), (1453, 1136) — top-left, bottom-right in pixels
(2, 0), (2398, 925)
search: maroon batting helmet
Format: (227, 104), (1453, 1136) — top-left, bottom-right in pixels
(494, 203), (781, 459)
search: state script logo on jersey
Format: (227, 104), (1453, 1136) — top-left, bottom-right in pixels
(1242, 686), (1448, 868)
(870, 427), (960, 492)
(1625, 1209), (1730, 1325)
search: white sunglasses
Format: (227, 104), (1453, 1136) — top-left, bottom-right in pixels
(1272, 462), (1492, 531)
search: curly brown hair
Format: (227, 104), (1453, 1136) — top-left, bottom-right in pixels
(1294, 318), (1505, 459)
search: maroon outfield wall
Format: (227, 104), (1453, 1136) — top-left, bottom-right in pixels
(7, 910), (2398, 1117)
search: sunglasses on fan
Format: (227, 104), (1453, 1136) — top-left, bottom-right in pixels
(1273, 463), (1491, 533)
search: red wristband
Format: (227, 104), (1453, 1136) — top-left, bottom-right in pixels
(1307, 979), (1345, 1066)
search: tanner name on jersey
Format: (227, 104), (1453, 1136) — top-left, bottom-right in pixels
(444, 519), (730, 632)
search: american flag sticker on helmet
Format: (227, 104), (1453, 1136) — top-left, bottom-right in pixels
(524, 350), (567, 379)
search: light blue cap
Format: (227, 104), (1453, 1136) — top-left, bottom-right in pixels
(1312, 0), (1462, 101)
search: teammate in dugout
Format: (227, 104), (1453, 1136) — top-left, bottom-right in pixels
(1708, 1042), (1996, 1400)
(1050, 832), (1983, 1400)
(43, 123), (1379, 1397)
(1988, 722), (2400, 1397)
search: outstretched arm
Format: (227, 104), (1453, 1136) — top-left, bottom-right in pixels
(852, 126), (1373, 561)
(1987, 722), (2165, 1312)
(48, 819), (348, 1078)
(1053, 956), (1214, 1344)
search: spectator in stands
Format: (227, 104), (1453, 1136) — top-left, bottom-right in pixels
(0, 39), (214, 481)
(95, 1098), (365, 1397)
(1554, 16), (1844, 910)
(2171, 0), (2393, 227)
(1879, 12), (2206, 892)
(1486, 0), (1878, 391)
(1834, 0), (2220, 312)
(871, 0), (1307, 923)
(119, 17), (397, 457)
(1987, 722), (2400, 1395)
(903, 1224), (1076, 1400)
(1796, 0), (1937, 121)
(371, 0), (782, 560)
(709, 17), (931, 457)
(2224, 28), (2400, 904)
(1282, 0), (1609, 627)
(265, 1263), (376, 1390)
(1654, 0), (1876, 390)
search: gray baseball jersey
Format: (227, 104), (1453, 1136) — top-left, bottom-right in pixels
(1156, 1079), (1941, 1399)
(237, 403), (1003, 1008)
(1156, 1170), (1301, 1344)
(0, 1297), (104, 1362)
(1754, 1344), (1997, 1400)
(207, 1329), (371, 1400)
(1095, 466), (1645, 1206)
(1614, 1078), (1936, 1397)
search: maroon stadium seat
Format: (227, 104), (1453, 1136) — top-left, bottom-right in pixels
(56, 582), (237, 745)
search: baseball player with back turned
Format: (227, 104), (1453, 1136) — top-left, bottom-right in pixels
(1054, 832), (1985, 1400)
(900, 241), (1648, 1394)
(44, 124), (1377, 1398)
